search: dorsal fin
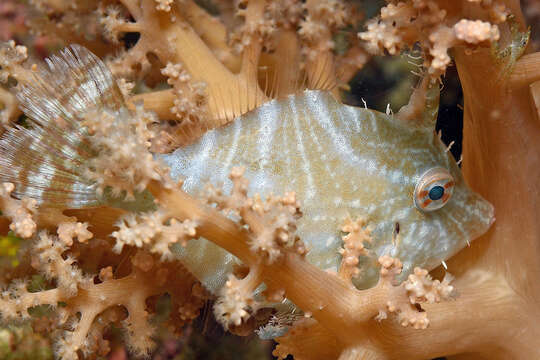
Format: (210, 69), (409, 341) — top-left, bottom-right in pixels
(0, 45), (125, 208)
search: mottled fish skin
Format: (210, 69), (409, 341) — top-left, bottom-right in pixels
(162, 90), (494, 293)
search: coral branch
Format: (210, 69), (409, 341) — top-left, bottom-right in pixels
(112, 208), (198, 259)
(125, 0), (267, 124)
(32, 231), (90, 296)
(147, 177), (359, 334)
(181, 0), (239, 71)
(0, 86), (20, 127)
(1, 236), (205, 359)
(0, 183), (37, 239)
(57, 222), (92, 246)
(358, 1), (503, 77)
(214, 265), (263, 329)
(81, 103), (162, 199)
(203, 167), (305, 264)
(338, 217), (371, 283)
(301, 0), (344, 89)
(530, 80), (540, 121)
(374, 256), (454, 329)
(148, 170), (455, 347)
(509, 51), (540, 87)
(0, 40), (28, 83)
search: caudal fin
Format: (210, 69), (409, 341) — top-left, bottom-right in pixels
(0, 44), (125, 208)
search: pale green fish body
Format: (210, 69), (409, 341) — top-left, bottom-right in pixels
(162, 90), (495, 292)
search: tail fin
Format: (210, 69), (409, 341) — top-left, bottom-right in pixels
(0, 44), (125, 208)
(17, 44), (125, 127)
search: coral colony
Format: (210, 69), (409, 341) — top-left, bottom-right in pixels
(0, 1), (539, 359)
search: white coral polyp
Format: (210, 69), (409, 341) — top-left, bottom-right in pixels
(454, 19), (500, 44)
(0, 182), (37, 239)
(359, 20), (402, 55)
(58, 222), (93, 246)
(112, 209), (197, 259)
(83, 105), (162, 199)
(214, 274), (257, 329)
(155, 0), (173, 12)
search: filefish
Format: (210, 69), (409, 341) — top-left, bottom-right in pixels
(161, 87), (494, 292)
(0, 44), (494, 294)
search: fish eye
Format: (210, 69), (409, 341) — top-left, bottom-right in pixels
(414, 167), (454, 211)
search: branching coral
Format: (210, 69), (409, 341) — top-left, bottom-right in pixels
(338, 217), (371, 282)
(112, 208), (198, 259)
(6, 0), (365, 152)
(0, 230), (206, 359)
(144, 168), (460, 356)
(0, 86), (20, 127)
(57, 222), (92, 246)
(374, 256), (455, 329)
(0, 183), (37, 239)
(202, 167), (306, 264)
(81, 103), (163, 199)
(0, 0), (539, 360)
(214, 267), (263, 330)
(359, 0), (506, 76)
(0, 40), (25, 127)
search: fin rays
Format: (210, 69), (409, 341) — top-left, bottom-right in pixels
(17, 45), (124, 127)
(0, 45), (125, 208)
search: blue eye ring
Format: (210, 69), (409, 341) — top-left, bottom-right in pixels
(414, 168), (454, 212)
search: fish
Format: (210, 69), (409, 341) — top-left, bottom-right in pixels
(161, 88), (495, 292)
(0, 44), (494, 296)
